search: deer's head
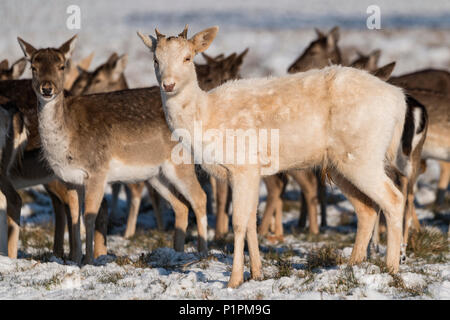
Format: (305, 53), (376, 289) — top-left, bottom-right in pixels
(350, 49), (381, 72)
(196, 48), (248, 91)
(70, 52), (128, 95)
(64, 52), (95, 91)
(287, 26), (341, 73)
(17, 35), (77, 101)
(0, 57), (27, 80)
(138, 25), (218, 95)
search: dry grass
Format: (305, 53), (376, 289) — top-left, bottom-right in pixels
(408, 227), (448, 262)
(115, 254), (149, 268)
(126, 230), (172, 251)
(98, 272), (125, 284)
(306, 245), (344, 270)
(20, 225), (54, 251)
(388, 274), (426, 297)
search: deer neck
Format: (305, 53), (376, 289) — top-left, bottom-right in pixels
(37, 92), (84, 184)
(161, 79), (209, 135)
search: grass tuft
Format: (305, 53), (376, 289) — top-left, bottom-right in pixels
(306, 245), (344, 270)
(408, 227), (448, 262)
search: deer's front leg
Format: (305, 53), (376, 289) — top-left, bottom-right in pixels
(83, 175), (107, 264)
(228, 170), (260, 288)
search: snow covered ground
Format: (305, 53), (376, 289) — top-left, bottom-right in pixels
(0, 0), (448, 300)
(0, 160), (448, 300)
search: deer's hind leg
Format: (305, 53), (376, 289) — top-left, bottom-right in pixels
(123, 182), (145, 239)
(0, 192), (7, 256)
(0, 178), (22, 259)
(334, 161), (405, 273)
(145, 183), (163, 231)
(162, 162), (208, 254)
(290, 170), (319, 235)
(329, 171), (378, 264)
(436, 161), (450, 206)
(214, 178), (231, 240)
(258, 175), (284, 239)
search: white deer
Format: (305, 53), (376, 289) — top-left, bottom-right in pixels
(138, 25), (408, 288)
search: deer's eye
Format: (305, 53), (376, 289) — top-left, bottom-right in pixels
(31, 66), (36, 72)
(59, 65), (65, 71)
(184, 56), (191, 63)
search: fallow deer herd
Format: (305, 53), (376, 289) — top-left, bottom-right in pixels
(0, 25), (447, 288)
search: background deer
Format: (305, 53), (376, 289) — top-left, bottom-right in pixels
(138, 25), (408, 288)
(64, 52), (95, 91)
(0, 57), (27, 80)
(18, 35), (209, 264)
(279, 29), (442, 256)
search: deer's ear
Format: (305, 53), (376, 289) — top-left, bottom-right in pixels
(78, 52), (94, 71)
(372, 62), (396, 81)
(367, 49), (381, 70)
(10, 58), (27, 79)
(328, 26), (340, 42)
(59, 35), (78, 61)
(201, 52), (217, 65)
(315, 28), (325, 38)
(17, 37), (37, 61)
(110, 54), (128, 81)
(222, 53), (237, 69)
(106, 52), (119, 65)
(190, 26), (219, 54)
(137, 32), (157, 52)
(0, 59), (8, 70)
(235, 48), (249, 67)
(76, 65), (87, 74)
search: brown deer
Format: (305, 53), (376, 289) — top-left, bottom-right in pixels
(17, 35), (209, 264)
(0, 52), (130, 260)
(288, 26), (344, 73)
(0, 58), (27, 80)
(64, 52), (95, 91)
(0, 78), (84, 261)
(350, 49), (382, 72)
(389, 70), (450, 208)
(70, 52), (164, 239)
(138, 26), (409, 288)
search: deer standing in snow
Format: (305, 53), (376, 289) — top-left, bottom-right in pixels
(17, 35), (209, 264)
(138, 25), (408, 287)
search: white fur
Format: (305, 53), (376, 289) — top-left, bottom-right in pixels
(421, 146), (450, 162)
(107, 158), (159, 183)
(38, 96), (87, 185)
(411, 107), (424, 152)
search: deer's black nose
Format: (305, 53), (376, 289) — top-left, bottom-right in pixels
(40, 82), (54, 97)
(163, 82), (175, 92)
